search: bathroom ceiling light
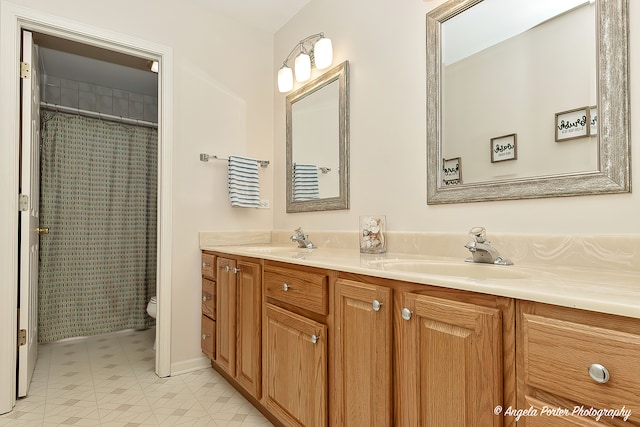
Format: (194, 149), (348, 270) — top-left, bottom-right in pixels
(277, 33), (333, 93)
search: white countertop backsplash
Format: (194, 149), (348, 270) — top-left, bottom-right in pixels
(199, 230), (640, 319)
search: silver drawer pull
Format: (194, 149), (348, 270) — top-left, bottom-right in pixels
(310, 334), (320, 344)
(372, 300), (382, 312)
(202, 296), (210, 302)
(282, 283), (290, 291)
(202, 334), (211, 340)
(233, 267), (241, 273)
(401, 308), (412, 321)
(202, 262), (211, 268)
(225, 266), (231, 272)
(588, 363), (610, 384)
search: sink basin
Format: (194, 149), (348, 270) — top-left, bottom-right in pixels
(375, 260), (531, 280)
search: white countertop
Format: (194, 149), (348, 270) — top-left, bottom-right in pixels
(201, 243), (640, 319)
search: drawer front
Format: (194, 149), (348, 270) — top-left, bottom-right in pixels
(202, 253), (215, 279)
(201, 315), (215, 360)
(264, 265), (328, 315)
(202, 278), (216, 320)
(522, 312), (640, 417)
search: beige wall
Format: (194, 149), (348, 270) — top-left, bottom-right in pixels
(273, 0), (639, 236)
(2, 0), (274, 370)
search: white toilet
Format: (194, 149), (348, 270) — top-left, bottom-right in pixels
(146, 296), (157, 350)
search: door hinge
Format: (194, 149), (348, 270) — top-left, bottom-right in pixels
(18, 329), (26, 346)
(20, 62), (30, 79)
(19, 194), (29, 212)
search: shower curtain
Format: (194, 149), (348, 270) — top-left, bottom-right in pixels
(38, 110), (157, 342)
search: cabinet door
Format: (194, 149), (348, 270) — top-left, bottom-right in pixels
(215, 257), (236, 376)
(335, 279), (392, 427)
(397, 292), (502, 427)
(264, 304), (327, 427)
(235, 260), (262, 399)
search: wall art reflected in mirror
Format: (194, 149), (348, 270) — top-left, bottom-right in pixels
(286, 61), (349, 212)
(426, 0), (630, 204)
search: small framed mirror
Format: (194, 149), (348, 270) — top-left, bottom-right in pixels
(426, 0), (630, 204)
(286, 61), (349, 213)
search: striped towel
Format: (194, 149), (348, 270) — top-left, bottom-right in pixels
(228, 156), (260, 207)
(293, 163), (320, 201)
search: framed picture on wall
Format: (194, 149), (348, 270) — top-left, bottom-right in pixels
(490, 134), (517, 162)
(589, 105), (598, 136)
(555, 106), (590, 141)
(442, 157), (462, 185)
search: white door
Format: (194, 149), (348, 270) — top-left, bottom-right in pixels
(18, 30), (41, 398)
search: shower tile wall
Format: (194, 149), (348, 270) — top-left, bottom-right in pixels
(42, 75), (158, 123)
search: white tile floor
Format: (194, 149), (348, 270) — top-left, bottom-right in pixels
(0, 329), (273, 426)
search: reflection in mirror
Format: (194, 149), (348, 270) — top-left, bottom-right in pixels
(426, 0), (630, 204)
(286, 61), (349, 212)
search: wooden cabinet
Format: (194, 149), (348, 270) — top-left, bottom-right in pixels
(518, 301), (640, 426)
(201, 251), (638, 427)
(264, 304), (327, 427)
(201, 253), (216, 360)
(215, 256), (262, 399)
(263, 262), (331, 427)
(396, 290), (508, 427)
(334, 278), (392, 427)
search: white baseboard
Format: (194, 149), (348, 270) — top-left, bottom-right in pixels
(170, 355), (211, 376)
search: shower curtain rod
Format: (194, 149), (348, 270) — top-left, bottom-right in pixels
(40, 102), (158, 129)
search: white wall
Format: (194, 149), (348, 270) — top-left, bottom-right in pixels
(1, 0), (274, 373)
(273, 0), (639, 236)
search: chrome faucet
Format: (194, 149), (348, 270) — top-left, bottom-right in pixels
(464, 227), (512, 265)
(290, 227), (316, 249)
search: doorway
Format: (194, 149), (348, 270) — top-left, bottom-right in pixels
(0, 3), (173, 414)
(34, 33), (159, 344)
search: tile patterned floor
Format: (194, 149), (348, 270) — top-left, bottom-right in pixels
(0, 329), (273, 426)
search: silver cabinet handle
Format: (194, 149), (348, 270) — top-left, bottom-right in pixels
(282, 283), (290, 291)
(372, 300), (382, 312)
(225, 265), (231, 272)
(202, 262), (211, 268)
(233, 267), (241, 273)
(588, 363), (610, 384)
(310, 334), (319, 344)
(202, 334), (211, 340)
(401, 308), (412, 321)
(202, 296), (210, 302)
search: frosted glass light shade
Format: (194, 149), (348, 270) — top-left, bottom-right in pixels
(294, 52), (311, 82)
(278, 66), (293, 92)
(314, 37), (333, 69)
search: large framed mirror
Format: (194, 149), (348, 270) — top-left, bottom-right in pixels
(286, 61), (349, 212)
(427, 0), (630, 204)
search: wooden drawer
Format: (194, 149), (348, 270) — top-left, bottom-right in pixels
(264, 265), (328, 315)
(201, 315), (215, 360)
(202, 253), (215, 279)
(522, 310), (640, 420)
(202, 278), (216, 320)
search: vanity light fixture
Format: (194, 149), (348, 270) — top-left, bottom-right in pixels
(277, 33), (333, 93)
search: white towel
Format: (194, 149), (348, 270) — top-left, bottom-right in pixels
(293, 163), (320, 201)
(228, 156), (260, 208)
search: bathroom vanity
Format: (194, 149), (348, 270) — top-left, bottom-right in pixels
(199, 236), (639, 427)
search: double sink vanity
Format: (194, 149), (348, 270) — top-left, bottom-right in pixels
(199, 230), (640, 426)
(197, 0), (637, 424)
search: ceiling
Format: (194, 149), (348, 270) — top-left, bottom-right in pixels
(36, 0), (310, 98)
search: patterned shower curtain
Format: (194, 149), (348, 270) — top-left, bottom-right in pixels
(38, 110), (157, 342)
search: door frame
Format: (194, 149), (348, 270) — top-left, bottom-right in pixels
(0, 2), (174, 413)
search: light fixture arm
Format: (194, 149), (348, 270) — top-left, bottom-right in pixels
(280, 32), (326, 67)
